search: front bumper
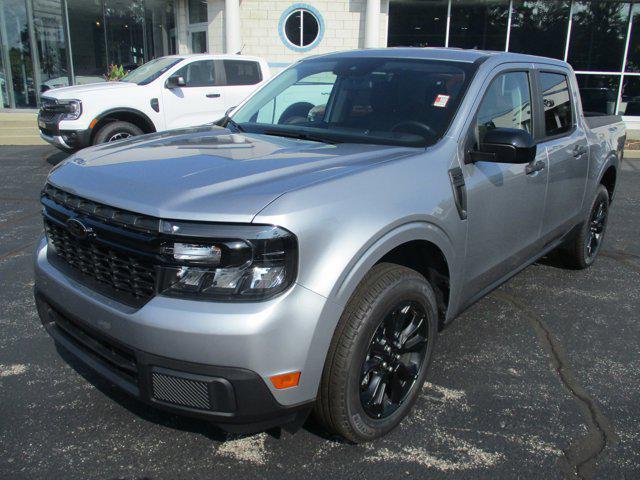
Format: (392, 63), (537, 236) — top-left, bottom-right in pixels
(38, 112), (91, 151)
(34, 238), (341, 430)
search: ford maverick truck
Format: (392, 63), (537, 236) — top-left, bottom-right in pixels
(34, 48), (624, 442)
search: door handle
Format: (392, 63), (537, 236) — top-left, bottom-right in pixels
(573, 145), (587, 157)
(206, 93), (220, 98)
(526, 160), (545, 175)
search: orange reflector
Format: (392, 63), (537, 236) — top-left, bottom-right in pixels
(269, 371), (301, 389)
(89, 119), (98, 129)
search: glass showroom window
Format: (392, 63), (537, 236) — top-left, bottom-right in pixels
(509, 0), (571, 59)
(388, 0), (448, 47)
(449, 0), (510, 51)
(282, 7), (322, 50)
(187, 0), (207, 53)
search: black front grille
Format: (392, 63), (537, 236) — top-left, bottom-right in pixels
(45, 220), (156, 301)
(42, 184), (159, 234)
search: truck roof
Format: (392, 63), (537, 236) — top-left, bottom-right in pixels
(313, 47), (570, 69)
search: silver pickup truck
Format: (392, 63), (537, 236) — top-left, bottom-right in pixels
(34, 48), (625, 443)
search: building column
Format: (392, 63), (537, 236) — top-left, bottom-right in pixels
(225, 0), (241, 53)
(364, 0), (380, 48)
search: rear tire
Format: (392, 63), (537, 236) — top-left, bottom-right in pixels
(92, 121), (143, 145)
(314, 263), (438, 443)
(560, 185), (610, 269)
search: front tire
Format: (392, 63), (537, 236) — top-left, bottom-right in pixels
(561, 184), (610, 269)
(92, 121), (143, 145)
(315, 263), (438, 443)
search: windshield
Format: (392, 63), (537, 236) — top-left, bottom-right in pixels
(231, 57), (477, 147)
(121, 57), (183, 85)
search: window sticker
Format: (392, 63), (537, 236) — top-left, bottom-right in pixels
(433, 94), (450, 108)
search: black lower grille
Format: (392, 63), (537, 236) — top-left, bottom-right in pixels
(152, 371), (211, 410)
(49, 304), (138, 384)
(45, 220), (156, 302)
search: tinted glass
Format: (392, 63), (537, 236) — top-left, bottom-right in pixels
(476, 72), (532, 142)
(567, 1), (630, 72)
(577, 74), (620, 115)
(105, 0), (145, 67)
(175, 60), (215, 87)
(619, 76), (640, 115)
(387, 0), (448, 47)
(509, 1), (571, 59)
(233, 58), (477, 147)
(624, 3), (640, 72)
(0, 38), (8, 107)
(145, 0), (177, 58)
(32, 0), (69, 96)
(1, 0), (36, 107)
(66, 0), (107, 81)
(540, 73), (573, 136)
(285, 10), (302, 46)
(302, 10), (319, 45)
(449, 0), (510, 50)
(188, 0), (207, 23)
(222, 60), (261, 85)
(191, 31), (207, 53)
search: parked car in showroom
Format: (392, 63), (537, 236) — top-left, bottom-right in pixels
(35, 48), (624, 442)
(37, 54), (270, 151)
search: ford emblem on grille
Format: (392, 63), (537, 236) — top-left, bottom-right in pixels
(66, 218), (93, 240)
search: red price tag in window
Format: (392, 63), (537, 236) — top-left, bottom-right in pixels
(433, 94), (450, 108)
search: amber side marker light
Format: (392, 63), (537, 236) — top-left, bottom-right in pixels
(89, 118), (98, 129)
(270, 371), (301, 389)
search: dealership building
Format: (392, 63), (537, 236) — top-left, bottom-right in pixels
(2, 0), (640, 127)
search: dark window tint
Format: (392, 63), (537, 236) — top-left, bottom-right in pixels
(284, 9), (320, 47)
(222, 60), (262, 85)
(476, 72), (532, 143)
(509, 0), (571, 59)
(540, 73), (573, 136)
(175, 60), (215, 87)
(387, 0), (448, 47)
(449, 0), (510, 51)
(577, 74), (620, 115)
(624, 3), (640, 72)
(567, 1), (630, 72)
(188, 0), (207, 23)
(619, 76), (640, 115)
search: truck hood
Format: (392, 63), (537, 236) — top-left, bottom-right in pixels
(42, 81), (138, 99)
(47, 126), (418, 223)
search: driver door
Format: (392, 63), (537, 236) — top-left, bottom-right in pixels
(461, 69), (548, 302)
(162, 59), (226, 129)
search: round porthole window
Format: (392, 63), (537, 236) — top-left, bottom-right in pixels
(279, 4), (324, 52)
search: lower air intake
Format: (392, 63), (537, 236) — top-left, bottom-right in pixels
(152, 371), (211, 410)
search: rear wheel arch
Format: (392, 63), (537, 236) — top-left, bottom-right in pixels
(599, 165), (617, 202)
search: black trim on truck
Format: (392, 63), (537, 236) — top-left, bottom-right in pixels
(35, 292), (313, 434)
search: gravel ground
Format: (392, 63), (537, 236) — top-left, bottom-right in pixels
(0, 145), (639, 480)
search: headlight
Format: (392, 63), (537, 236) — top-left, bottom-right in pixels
(60, 99), (82, 120)
(158, 221), (298, 301)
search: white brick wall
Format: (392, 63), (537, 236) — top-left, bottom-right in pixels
(176, 0), (390, 67)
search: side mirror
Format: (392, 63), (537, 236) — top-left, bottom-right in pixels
(470, 128), (536, 164)
(166, 75), (186, 89)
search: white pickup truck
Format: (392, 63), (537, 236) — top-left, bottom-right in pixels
(37, 54), (270, 151)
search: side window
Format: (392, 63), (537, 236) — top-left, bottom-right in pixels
(476, 71), (532, 143)
(174, 60), (216, 87)
(539, 72), (573, 137)
(222, 60), (262, 86)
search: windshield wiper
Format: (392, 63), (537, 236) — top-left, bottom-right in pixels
(262, 129), (339, 144)
(227, 117), (245, 132)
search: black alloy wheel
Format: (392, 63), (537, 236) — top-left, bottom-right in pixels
(360, 301), (429, 419)
(585, 195), (608, 262)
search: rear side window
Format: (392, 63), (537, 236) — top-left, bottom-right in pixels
(476, 71), (532, 143)
(222, 60), (262, 85)
(540, 72), (573, 137)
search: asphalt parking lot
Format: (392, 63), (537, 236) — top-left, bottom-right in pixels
(0, 145), (639, 480)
